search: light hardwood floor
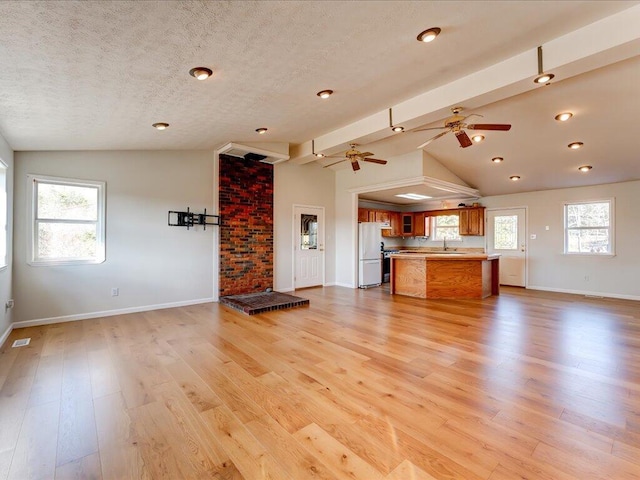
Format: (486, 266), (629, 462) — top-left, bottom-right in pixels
(1, 286), (639, 479)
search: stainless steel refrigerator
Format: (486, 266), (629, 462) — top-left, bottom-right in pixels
(358, 222), (382, 288)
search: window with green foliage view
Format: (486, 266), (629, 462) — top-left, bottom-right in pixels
(28, 175), (105, 265)
(564, 200), (614, 255)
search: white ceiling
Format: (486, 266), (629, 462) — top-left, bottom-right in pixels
(1, 1), (639, 200)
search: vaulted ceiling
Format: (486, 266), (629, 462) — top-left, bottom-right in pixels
(0, 1), (638, 198)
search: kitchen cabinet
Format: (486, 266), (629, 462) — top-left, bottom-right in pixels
(401, 213), (414, 236)
(372, 210), (391, 224)
(384, 211), (401, 237)
(459, 207), (485, 236)
(413, 212), (430, 237)
(357, 208), (369, 223)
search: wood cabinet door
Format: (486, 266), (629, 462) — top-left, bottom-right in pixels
(358, 208), (369, 223)
(401, 214), (413, 236)
(413, 212), (425, 236)
(460, 207), (485, 235)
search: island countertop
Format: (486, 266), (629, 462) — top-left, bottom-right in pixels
(390, 253), (500, 299)
(389, 252), (501, 260)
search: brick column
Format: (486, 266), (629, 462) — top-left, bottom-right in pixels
(218, 154), (273, 296)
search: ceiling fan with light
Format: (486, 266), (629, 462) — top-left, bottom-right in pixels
(415, 106), (511, 149)
(323, 144), (388, 172)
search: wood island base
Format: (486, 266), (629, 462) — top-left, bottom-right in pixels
(390, 253), (500, 299)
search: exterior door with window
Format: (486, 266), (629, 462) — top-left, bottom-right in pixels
(293, 206), (324, 289)
(487, 208), (526, 287)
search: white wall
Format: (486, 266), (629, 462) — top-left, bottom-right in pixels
(274, 161), (335, 291)
(13, 150), (215, 323)
(481, 180), (640, 300)
(0, 132), (14, 342)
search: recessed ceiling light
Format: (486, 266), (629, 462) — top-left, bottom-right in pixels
(492, 157), (503, 163)
(189, 67), (213, 80)
(391, 126), (405, 132)
(472, 134), (485, 143)
(417, 27), (441, 43)
(255, 128), (268, 134)
(568, 142), (584, 149)
(317, 90), (333, 99)
(395, 193), (433, 200)
(555, 112), (573, 122)
(578, 165), (592, 172)
(534, 73), (555, 84)
(509, 175), (521, 181)
(315, 153), (325, 158)
(152, 122), (169, 130)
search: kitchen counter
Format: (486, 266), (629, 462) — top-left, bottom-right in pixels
(389, 252), (500, 299)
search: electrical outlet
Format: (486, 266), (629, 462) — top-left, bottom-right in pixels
(5, 299), (14, 309)
(111, 288), (119, 297)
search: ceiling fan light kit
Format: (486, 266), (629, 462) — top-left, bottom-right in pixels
(322, 143), (388, 172)
(417, 27), (441, 43)
(415, 106), (511, 149)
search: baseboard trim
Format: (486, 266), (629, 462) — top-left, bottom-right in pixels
(11, 297), (216, 330)
(334, 282), (356, 289)
(0, 323), (13, 349)
(527, 286), (640, 302)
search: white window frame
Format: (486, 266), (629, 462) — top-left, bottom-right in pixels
(563, 198), (615, 256)
(0, 160), (7, 270)
(432, 214), (462, 242)
(27, 174), (106, 266)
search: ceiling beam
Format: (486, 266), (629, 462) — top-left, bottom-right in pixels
(290, 4), (640, 165)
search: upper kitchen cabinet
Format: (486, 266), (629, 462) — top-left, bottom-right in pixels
(459, 207), (485, 236)
(413, 212), (430, 237)
(401, 213), (413, 236)
(358, 208), (369, 223)
(383, 211), (402, 237)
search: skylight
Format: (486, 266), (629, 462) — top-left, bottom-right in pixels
(395, 193), (432, 200)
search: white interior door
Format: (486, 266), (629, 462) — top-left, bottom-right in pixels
(487, 208), (527, 287)
(294, 206), (325, 289)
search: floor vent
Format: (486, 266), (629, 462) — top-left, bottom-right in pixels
(12, 338), (31, 348)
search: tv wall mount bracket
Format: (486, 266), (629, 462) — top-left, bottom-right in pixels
(168, 208), (220, 230)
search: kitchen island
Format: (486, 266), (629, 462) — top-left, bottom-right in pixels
(389, 252), (500, 299)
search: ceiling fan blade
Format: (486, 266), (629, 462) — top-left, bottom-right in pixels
(351, 160), (360, 171)
(362, 157), (387, 165)
(323, 158), (346, 168)
(413, 126), (449, 133)
(357, 152), (374, 158)
(417, 130), (450, 149)
(455, 130), (473, 148)
(466, 123), (512, 131)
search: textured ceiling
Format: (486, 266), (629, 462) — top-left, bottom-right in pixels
(0, 1), (638, 197)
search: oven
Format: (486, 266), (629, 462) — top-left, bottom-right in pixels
(382, 250), (399, 283)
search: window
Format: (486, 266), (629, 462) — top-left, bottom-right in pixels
(432, 214), (461, 241)
(493, 215), (518, 250)
(564, 199), (614, 255)
(28, 174), (106, 265)
(0, 160), (7, 269)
